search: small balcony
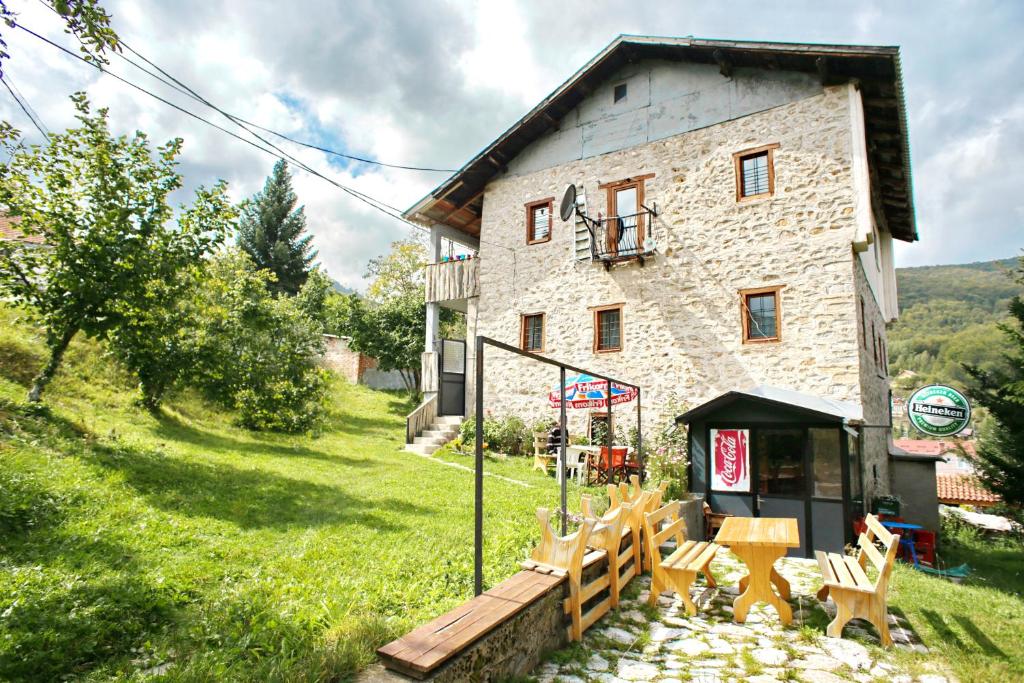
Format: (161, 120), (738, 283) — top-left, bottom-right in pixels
(426, 255), (480, 307)
(587, 206), (658, 267)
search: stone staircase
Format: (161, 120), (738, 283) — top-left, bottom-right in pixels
(405, 415), (463, 456)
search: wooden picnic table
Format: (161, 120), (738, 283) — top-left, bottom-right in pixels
(714, 516), (800, 625)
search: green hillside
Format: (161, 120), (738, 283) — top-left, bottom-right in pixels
(889, 256), (1020, 388)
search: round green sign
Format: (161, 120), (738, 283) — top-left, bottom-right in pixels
(907, 385), (971, 437)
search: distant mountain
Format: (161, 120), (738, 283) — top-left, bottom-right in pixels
(889, 256), (1020, 391)
(329, 279), (356, 296)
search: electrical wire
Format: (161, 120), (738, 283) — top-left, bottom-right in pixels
(15, 20), (428, 233)
(31, 0), (456, 174)
(1, 75), (49, 140)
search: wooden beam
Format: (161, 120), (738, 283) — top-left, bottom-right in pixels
(713, 49), (732, 78)
(816, 56), (828, 84)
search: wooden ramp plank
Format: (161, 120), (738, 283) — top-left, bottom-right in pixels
(378, 570), (563, 677)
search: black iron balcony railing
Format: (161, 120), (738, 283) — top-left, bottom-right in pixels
(587, 205), (658, 266)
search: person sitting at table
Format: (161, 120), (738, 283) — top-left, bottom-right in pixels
(546, 424), (567, 454)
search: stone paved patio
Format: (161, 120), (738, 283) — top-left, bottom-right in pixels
(533, 551), (955, 683)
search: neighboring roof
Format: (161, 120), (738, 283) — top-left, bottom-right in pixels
(889, 442), (945, 463)
(892, 438), (976, 459)
(676, 385), (863, 424)
(0, 214), (44, 245)
(937, 474), (1000, 506)
(406, 34), (916, 242)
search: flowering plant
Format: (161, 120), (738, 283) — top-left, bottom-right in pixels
(639, 393), (690, 500)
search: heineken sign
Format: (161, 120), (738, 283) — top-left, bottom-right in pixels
(907, 385), (971, 437)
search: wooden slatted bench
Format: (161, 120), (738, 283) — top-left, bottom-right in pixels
(644, 501), (719, 615)
(815, 513), (899, 647)
(376, 569), (565, 680)
(609, 476), (669, 573)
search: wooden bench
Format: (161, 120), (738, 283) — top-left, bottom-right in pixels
(579, 497), (634, 608)
(609, 475), (669, 573)
(376, 569), (564, 679)
(520, 508), (596, 641)
(644, 501), (719, 615)
(815, 513), (900, 647)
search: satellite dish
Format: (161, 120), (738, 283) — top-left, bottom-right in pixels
(559, 184), (577, 222)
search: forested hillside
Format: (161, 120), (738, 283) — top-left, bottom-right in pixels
(888, 257), (1019, 389)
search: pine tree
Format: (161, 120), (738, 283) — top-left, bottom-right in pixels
(964, 255), (1024, 508)
(237, 160), (317, 295)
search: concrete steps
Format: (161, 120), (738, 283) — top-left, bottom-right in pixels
(405, 415), (463, 456)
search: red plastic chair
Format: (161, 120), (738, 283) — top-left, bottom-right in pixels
(595, 447), (630, 484)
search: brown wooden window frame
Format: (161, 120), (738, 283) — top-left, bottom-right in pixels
(520, 312), (545, 353)
(598, 173), (654, 257)
(740, 285), (783, 344)
(525, 197), (554, 245)
(733, 143), (779, 202)
(591, 303), (624, 353)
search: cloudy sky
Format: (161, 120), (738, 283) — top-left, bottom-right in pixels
(2, 0), (1021, 289)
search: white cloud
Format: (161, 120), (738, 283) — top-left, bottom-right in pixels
(1, 0), (1021, 286)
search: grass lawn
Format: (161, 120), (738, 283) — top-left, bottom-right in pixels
(1, 302), (1022, 682)
(0, 306), (576, 681)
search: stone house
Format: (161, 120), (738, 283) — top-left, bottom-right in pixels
(404, 36), (916, 555)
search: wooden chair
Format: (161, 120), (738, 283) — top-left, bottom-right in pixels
(593, 446), (632, 484)
(815, 513), (900, 647)
(644, 501), (720, 615)
(703, 501), (732, 541)
(521, 508), (595, 641)
(532, 431), (555, 474)
(581, 497), (635, 607)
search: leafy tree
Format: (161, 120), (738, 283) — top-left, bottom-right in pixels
(1, 1), (120, 76)
(237, 160), (316, 296)
(326, 238), (464, 394)
(364, 236), (426, 302)
(106, 185), (236, 411)
(963, 255), (1024, 507)
(0, 93), (227, 403)
(293, 267), (332, 326)
(336, 293), (424, 393)
(187, 250), (328, 432)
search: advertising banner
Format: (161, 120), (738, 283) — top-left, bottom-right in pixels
(711, 428), (750, 493)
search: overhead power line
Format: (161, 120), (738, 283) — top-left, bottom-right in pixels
(119, 41), (457, 172)
(31, 0), (454, 173)
(1, 74), (49, 140)
(15, 21), (428, 232)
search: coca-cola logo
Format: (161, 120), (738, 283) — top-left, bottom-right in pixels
(713, 429), (749, 491)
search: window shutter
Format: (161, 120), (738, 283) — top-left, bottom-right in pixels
(572, 186), (590, 261)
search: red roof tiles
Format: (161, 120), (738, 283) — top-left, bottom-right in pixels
(0, 214), (44, 245)
(893, 438), (975, 458)
(936, 473), (1000, 506)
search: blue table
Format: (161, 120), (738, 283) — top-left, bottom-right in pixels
(881, 521), (923, 567)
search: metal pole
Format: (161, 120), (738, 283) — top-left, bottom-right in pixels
(637, 389), (643, 483)
(607, 379), (613, 484)
(474, 335), (484, 596)
(559, 366), (567, 536)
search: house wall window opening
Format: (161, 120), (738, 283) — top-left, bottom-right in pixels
(520, 313), (545, 352)
(741, 286), (782, 343)
(734, 143), (779, 201)
(593, 305), (623, 352)
(526, 198), (553, 244)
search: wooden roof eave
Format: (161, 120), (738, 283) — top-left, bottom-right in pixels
(406, 35), (916, 242)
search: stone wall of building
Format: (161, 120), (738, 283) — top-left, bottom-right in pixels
(854, 257), (894, 501)
(472, 85), (867, 440)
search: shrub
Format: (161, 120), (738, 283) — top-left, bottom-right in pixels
(186, 251), (328, 432)
(457, 414), (529, 455)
